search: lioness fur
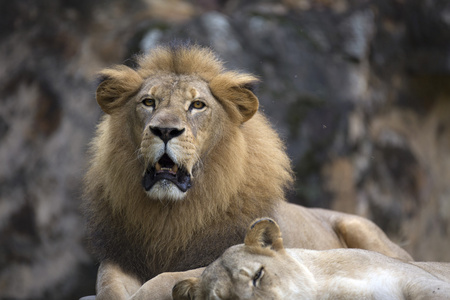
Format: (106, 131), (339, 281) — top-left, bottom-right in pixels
(83, 43), (412, 299)
(173, 219), (450, 300)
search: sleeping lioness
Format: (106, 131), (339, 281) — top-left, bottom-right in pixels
(173, 218), (450, 300)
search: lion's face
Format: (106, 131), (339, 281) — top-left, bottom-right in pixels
(95, 46), (261, 202)
(135, 74), (227, 200)
(184, 245), (299, 300)
(173, 219), (316, 300)
(96, 70), (259, 202)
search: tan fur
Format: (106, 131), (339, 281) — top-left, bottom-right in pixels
(83, 44), (412, 300)
(174, 219), (450, 300)
(83, 44), (292, 282)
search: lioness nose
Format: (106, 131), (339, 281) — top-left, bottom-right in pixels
(150, 126), (185, 143)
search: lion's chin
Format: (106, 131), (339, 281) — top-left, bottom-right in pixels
(144, 180), (188, 201)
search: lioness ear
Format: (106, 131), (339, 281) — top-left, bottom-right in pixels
(96, 65), (142, 114)
(172, 278), (199, 300)
(244, 218), (284, 251)
(210, 72), (260, 123)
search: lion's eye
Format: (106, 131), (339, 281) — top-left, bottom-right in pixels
(252, 267), (264, 287)
(190, 100), (206, 110)
(142, 98), (155, 107)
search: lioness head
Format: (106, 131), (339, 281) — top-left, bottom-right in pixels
(173, 218), (316, 300)
(95, 44), (259, 201)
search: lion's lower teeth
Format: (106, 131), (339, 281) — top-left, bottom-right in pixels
(172, 165), (178, 173)
(155, 162), (162, 171)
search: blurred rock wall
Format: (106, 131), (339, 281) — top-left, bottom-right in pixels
(1, 0), (449, 299)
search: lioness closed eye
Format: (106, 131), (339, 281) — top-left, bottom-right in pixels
(173, 218), (450, 300)
(83, 43), (412, 300)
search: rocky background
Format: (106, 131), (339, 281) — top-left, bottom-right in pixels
(1, 0), (449, 299)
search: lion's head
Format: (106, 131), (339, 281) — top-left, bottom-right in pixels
(95, 44), (262, 200)
(83, 44), (293, 278)
(86, 43), (292, 212)
(89, 44), (291, 203)
(172, 218), (316, 300)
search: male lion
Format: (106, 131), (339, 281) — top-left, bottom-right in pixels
(83, 43), (412, 300)
(173, 218), (450, 300)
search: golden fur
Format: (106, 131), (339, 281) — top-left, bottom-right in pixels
(83, 44), (293, 282)
(173, 219), (450, 300)
(83, 44), (412, 300)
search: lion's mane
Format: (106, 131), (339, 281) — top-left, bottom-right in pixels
(83, 44), (293, 281)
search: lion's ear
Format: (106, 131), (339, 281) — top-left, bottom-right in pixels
(231, 84), (259, 123)
(96, 65), (142, 114)
(244, 218), (284, 252)
(210, 73), (260, 123)
(172, 278), (199, 300)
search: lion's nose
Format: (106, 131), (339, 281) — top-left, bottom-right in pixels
(150, 126), (185, 143)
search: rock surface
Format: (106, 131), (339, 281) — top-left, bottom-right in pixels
(0, 0), (449, 299)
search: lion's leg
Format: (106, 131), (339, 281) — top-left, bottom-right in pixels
(331, 212), (413, 261)
(96, 261), (141, 300)
(130, 268), (204, 300)
(311, 208), (413, 261)
(96, 261), (204, 300)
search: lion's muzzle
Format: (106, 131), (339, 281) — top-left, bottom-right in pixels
(142, 153), (192, 192)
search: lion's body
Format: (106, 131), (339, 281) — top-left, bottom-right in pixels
(83, 45), (293, 282)
(83, 44), (411, 299)
(173, 219), (450, 300)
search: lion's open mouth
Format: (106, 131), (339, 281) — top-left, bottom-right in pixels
(142, 154), (192, 192)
